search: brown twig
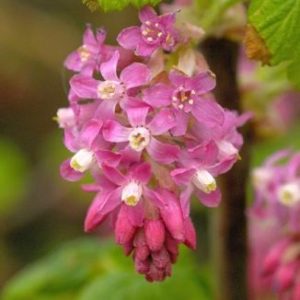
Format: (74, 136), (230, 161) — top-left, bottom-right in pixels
(201, 38), (250, 300)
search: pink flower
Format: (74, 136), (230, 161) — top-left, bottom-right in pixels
(64, 24), (108, 75)
(102, 106), (180, 164)
(60, 119), (121, 182)
(70, 51), (150, 120)
(58, 5), (249, 282)
(143, 70), (223, 135)
(117, 6), (179, 57)
(84, 163), (152, 232)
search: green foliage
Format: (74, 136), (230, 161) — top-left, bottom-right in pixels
(0, 138), (28, 214)
(83, 0), (162, 12)
(195, 0), (242, 29)
(2, 239), (212, 300)
(248, 0), (300, 89)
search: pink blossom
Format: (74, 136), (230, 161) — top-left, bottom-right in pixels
(64, 25), (108, 75)
(70, 51), (151, 121)
(57, 8), (249, 282)
(102, 106), (180, 164)
(143, 69), (223, 135)
(117, 6), (180, 57)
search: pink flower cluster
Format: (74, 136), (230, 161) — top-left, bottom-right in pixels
(57, 6), (247, 281)
(249, 150), (300, 299)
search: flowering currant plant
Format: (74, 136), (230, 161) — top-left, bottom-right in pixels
(249, 150), (300, 299)
(57, 5), (248, 282)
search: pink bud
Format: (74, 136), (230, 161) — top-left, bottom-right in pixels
(183, 218), (197, 250)
(157, 191), (185, 241)
(135, 245), (150, 261)
(152, 247), (170, 269)
(135, 258), (150, 274)
(115, 206), (136, 245)
(145, 219), (166, 251)
(165, 235), (179, 263)
(146, 265), (165, 282)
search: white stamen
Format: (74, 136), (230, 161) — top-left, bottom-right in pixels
(97, 81), (118, 99)
(155, 23), (159, 27)
(157, 32), (163, 37)
(147, 37), (154, 42)
(178, 104), (184, 109)
(145, 21), (151, 25)
(70, 149), (94, 173)
(122, 181), (142, 206)
(193, 169), (217, 194)
(56, 108), (75, 128)
(128, 127), (151, 152)
(277, 182), (300, 207)
(142, 30), (148, 36)
(172, 96), (177, 101)
(78, 45), (90, 62)
(188, 99), (194, 105)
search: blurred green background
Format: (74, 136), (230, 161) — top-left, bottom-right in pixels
(1, 1), (300, 299)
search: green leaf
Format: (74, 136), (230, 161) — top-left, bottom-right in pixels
(248, 0), (300, 89)
(0, 137), (29, 214)
(2, 239), (213, 300)
(83, 0), (162, 12)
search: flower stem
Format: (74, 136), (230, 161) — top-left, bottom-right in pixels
(201, 38), (250, 300)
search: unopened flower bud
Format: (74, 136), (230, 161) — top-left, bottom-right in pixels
(70, 149), (94, 172)
(121, 181), (142, 206)
(115, 206), (137, 245)
(56, 108), (75, 128)
(193, 169), (217, 193)
(145, 219), (165, 251)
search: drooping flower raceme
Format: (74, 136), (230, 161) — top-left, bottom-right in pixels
(57, 5), (248, 282)
(249, 150), (300, 299)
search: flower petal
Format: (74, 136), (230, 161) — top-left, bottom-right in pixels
(136, 41), (158, 57)
(171, 168), (195, 185)
(70, 75), (98, 99)
(102, 120), (131, 143)
(188, 71), (216, 94)
(195, 188), (221, 207)
(154, 189), (185, 241)
(102, 165), (126, 186)
(143, 84), (172, 107)
(147, 108), (176, 136)
(64, 51), (82, 72)
(60, 159), (83, 182)
(147, 137), (179, 164)
(83, 24), (97, 46)
(171, 109), (189, 136)
(131, 162), (152, 184)
(100, 51), (119, 81)
(180, 185), (193, 219)
(127, 106), (149, 127)
(95, 150), (122, 168)
(192, 98), (224, 126)
(84, 187), (122, 232)
(169, 70), (187, 87)
(139, 5), (157, 22)
(117, 26), (141, 50)
(94, 99), (117, 121)
(80, 119), (102, 149)
(120, 63), (150, 89)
